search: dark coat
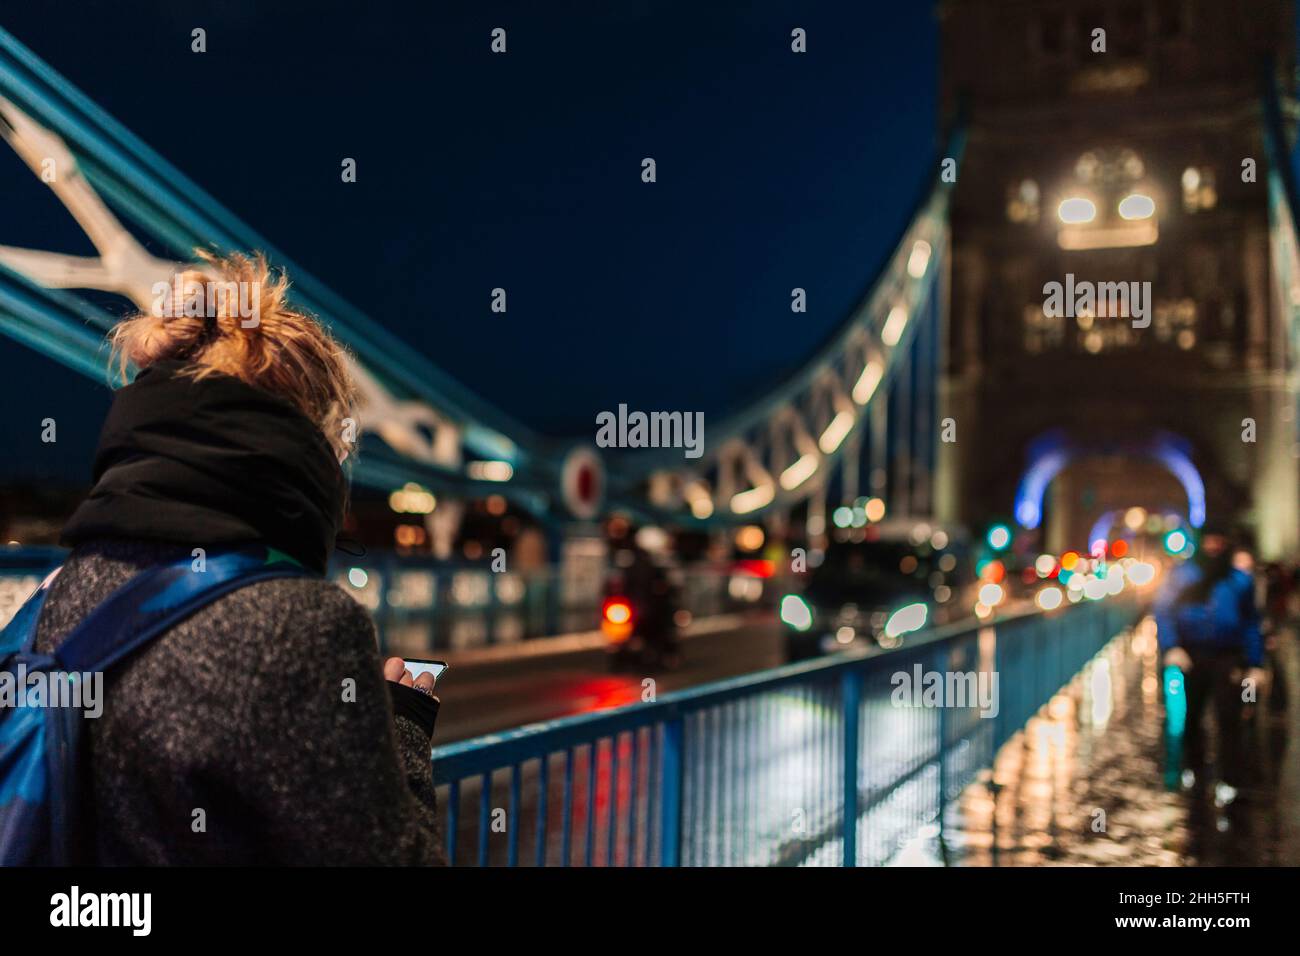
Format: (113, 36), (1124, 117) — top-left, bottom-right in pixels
(35, 539), (444, 865)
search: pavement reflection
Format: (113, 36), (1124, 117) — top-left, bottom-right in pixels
(931, 617), (1299, 866)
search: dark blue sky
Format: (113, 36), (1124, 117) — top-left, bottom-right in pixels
(0, 0), (938, 484)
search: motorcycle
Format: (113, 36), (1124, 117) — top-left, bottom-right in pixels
(602, 593), (680, 671)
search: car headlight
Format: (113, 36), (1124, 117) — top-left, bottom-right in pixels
(780, 594), (813, 632)
(884, 602), (927, 639)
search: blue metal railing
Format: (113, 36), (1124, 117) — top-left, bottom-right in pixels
(430, 598), (1136, 866)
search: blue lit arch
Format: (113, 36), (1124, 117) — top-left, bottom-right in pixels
(1013, 431), (1206, 532)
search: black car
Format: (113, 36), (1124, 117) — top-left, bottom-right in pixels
(780, 524), (974, 660)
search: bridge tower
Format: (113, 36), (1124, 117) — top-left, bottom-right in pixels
(937, 0), (1300, 557)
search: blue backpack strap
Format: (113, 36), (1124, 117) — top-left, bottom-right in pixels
(49, 548), (314, 675)
(0, 547), (311, 866)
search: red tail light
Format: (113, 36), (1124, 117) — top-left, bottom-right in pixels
(603, 598), (632, 625)
(601, 597), (634, 644)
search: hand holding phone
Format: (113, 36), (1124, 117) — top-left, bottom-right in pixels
(402, 658), (448, 683)
(382, 657), (447, 693)
(383, 657), (444, 736)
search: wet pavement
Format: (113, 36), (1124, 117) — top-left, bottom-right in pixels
(438, 609), (1299, 866)
(931, 617), (1300, 866)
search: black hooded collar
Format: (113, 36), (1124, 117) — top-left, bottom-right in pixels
(61, 361), (345, 574)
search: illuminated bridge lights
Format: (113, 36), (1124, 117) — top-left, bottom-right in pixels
(906, 239), (932, 278)
(818, 410), (855, 455)
(388, 482), (436, 514)
(880, 305), (908, 347)
(1118, 193), (1155, 220)
(731, 483), (775, 515)
(1057, 196), (1097, 224)
(779, 453), (819, 491)
(852, 359), (883, 405)
(1054, 188), (1160, 250)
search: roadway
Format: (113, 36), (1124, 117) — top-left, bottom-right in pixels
(431, 612), (786, 743)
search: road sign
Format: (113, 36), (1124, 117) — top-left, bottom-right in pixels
(561, 447), (604, 519)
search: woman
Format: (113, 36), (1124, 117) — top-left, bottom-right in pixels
(33, 250), (445, 864)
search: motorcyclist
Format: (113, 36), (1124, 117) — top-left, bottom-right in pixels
(621, 532), (682, 668)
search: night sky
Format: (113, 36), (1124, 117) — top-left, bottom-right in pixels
(0, 0), (937, 485)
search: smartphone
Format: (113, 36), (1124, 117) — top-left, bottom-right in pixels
(403, 658), (448, 682)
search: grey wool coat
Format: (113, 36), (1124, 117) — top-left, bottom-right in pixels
(34, 539), (445, 865)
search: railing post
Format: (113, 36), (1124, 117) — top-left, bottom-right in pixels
(841, 669), (861, 867)
(992, 622), (1007, 751)
(935, 646), (948, 835)
(658, 714), (685, 867)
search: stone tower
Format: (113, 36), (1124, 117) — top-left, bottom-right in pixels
(936, 0), (1299, 557)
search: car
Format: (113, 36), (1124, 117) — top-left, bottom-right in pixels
(780, 522), (975, 661)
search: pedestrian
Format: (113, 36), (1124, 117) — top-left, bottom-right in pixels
(11, 250), (445, 864)
(1154, 524), (1265, 796)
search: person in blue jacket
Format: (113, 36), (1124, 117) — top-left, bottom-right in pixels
(1154, 526), (1266, 792)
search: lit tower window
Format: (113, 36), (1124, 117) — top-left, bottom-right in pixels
(1056, 148), (1157, 250)
(1006, 178), (1040, 223)
(1181, 166), (1216, 212)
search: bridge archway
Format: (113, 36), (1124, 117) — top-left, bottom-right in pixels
(1013, 430), (1208, 553)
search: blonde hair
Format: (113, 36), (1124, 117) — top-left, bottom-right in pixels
(111, 249), (358, 461)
